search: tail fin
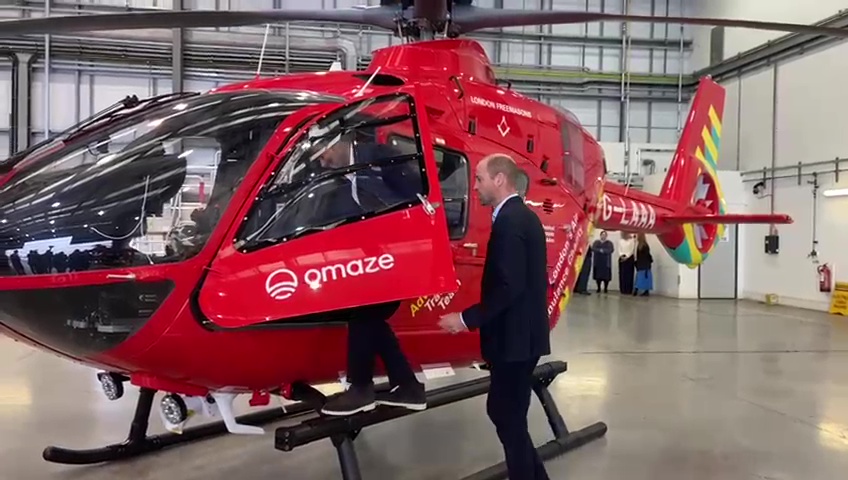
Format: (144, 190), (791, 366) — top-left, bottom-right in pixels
(657, 77), (736, 267)
(656, 77), (791, 268)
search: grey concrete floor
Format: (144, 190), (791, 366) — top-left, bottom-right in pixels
(3, 294), (848, 479)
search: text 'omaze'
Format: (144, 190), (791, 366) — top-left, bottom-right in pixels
(266, 254), (395, 300)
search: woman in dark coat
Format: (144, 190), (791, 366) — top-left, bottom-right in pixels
(592, 231), (614, 293)
(574, 243), (593, 295)
(634, 233), (654, 296)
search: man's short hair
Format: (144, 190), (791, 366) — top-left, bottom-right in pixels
(483, 153), (522, 188)
(515, 169), (529, 198)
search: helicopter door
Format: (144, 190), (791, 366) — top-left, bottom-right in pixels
(197, 91), (459, 329)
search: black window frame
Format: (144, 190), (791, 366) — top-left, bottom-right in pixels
(233, 92), (433, 253)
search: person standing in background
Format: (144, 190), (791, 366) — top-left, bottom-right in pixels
(574, 243), (593, 295)
(617, 232), (636, 295)
(634, 233), (654, 296)
(592, 231), (614, 293)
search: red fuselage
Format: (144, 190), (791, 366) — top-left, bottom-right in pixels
(0, 39), (624, 397)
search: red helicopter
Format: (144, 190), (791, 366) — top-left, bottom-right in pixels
(0, 0), (829, 477)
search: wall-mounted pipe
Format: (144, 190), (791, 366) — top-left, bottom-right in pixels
(620, 0), (633, 178)
(740, 158), (848, 186)
(741, 168), (848, 184)
(770, 63), (779, 216)
(740, 158), (847, 176)
(676, 0), (684, 133)
(23, 53), (38, 151)
(1, 31), (692, 92)
(807, 172), (819, 261)
(67, 27), (360, 73)
(44, 0), (51, 139)
(32, 55), (687, 102)
(1, 50), (19, 157)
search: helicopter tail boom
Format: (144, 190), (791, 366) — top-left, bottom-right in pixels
(597, 77), (791, 267)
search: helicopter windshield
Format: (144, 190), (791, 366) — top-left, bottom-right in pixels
(235, 92), (427, 251)
(0, 90), (341, 277)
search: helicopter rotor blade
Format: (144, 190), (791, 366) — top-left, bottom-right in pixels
(0, 8), (400, 37)
(4, 3), (845, 40)
(450, 6), (848, 38)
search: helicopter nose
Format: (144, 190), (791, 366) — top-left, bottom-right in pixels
(0, 278), (175, 361)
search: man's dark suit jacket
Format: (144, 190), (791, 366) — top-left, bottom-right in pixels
(461, 195), (552, 364)
(295, 142), (421, 225)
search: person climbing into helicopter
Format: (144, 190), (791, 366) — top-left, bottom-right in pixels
(318, 130), (428, 416)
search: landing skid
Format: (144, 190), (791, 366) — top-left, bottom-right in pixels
(276, 361), (608, 480)
(42, 387), (312, 465)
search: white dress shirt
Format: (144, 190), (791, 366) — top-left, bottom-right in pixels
(618, 237), (635, 259)
(491, 193), (519, 224)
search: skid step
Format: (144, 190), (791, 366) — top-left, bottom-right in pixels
(274, 361), (608, 480)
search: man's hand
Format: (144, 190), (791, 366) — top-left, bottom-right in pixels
(438, 312), (467, 334)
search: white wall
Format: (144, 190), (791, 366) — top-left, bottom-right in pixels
(599, 141), (679, 176)
(714, 40), (848, 312)
(642, 172), (698, 298)
(718, 170), (749, 301)
(689, 0), (848, 71)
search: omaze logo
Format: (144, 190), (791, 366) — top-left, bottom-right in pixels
(265, 254), (395, 300)
(266, 269), (298, 300)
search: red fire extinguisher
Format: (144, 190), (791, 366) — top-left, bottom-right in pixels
(818, 264), (833, 293)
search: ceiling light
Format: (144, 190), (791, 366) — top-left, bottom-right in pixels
(823, 188), (848, 198)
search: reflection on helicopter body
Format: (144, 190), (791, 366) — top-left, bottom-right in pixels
(0, 241), (131, 276)
(0, 91), (319, 279)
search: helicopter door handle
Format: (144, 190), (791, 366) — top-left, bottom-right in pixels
(461, 243), (479, 256)
(417, 194), (441, 216)
(106, 273), (137, 281)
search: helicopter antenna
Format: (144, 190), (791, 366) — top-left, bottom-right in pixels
(355, 66), (382, 97)
(255, 23), (271, 79)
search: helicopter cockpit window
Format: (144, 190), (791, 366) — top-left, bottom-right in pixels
(0, 90), (342, 277)
(236, 94), (428, 250)
(386, 135), (469, 240)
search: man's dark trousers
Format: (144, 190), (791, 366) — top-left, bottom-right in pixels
(347, 310), (418, 388)
(460, 195), (552, 479)
(487, 357), (549, 480)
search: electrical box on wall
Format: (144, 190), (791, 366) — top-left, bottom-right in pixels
(765, 234), (780, 254)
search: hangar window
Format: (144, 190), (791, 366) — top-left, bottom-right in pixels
(388, 136), (470, 240)
(237, 93), (428, 250)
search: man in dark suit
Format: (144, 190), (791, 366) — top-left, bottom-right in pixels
(439, 154), (551, 480)
(319, 133), (428, 416)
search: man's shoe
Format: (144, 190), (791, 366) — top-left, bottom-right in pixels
(375, 384), (427, 411)
(321, 386), (376, 416)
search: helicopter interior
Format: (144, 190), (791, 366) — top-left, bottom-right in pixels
(236, 92), (461, 252)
